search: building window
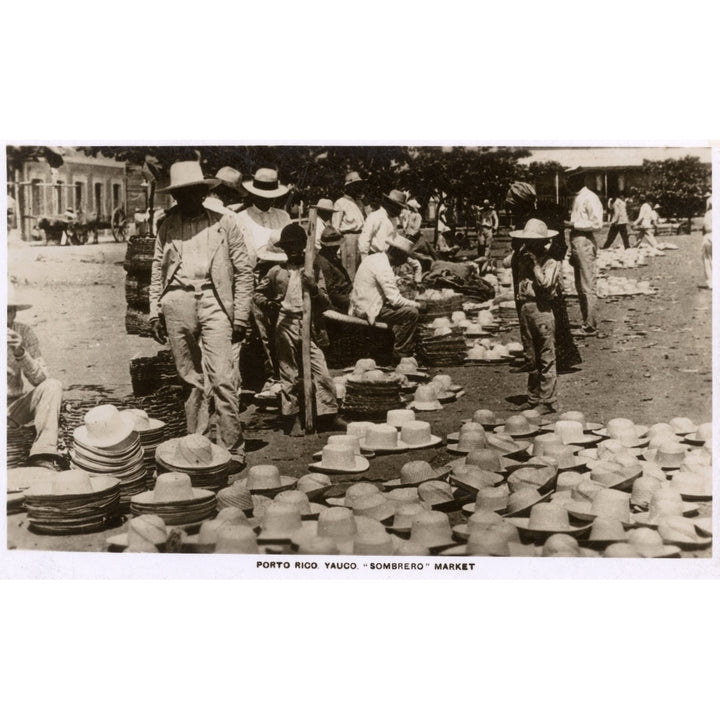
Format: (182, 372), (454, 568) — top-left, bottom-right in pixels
(30, 179), (44, 216)
(595, 173), (603, 192)
(618, 173), (625, 191)
(75, 182), (84, 212)
(94, 182), (103, 217)
(55, 183), (64, 215)
(112, 182), (122, 210)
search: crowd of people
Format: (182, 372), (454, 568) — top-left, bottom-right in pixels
(7, 158), (711, 475)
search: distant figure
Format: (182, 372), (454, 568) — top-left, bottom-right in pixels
(701, 199), (712, 290)
(477, 199), (499, 258)
(567, 175), (603, 336)
(333, 171), (367, 280)
(602, 193), (630, 249)
(633, 194), (661, 252)
(7, 285), (64, 471)
(404, 199), (423, 241)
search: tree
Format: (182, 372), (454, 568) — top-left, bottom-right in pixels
(642, 156), (710, 226)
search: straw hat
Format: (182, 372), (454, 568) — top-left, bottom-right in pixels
(386, 409), (416, 428)
(508, 218), (558, 240)
(242, 168), (289, 198)
(106, 514), (168, 552)
(683, 422), (711, 446)
(503, 487), (551, 518)
(463, 485), (510, 514)
(359, 423), (408, 453)
(494, 415), (539, 438)
(400, 421), (442, 449)
(119, 408), (165, 433)
(274, 489), (325, 519)
(156, 434), (231, 470)
(310, 198), (335, 213)
(668, 417), (698, 435)
(131, 472), (213, 505)
(384, 189), (408, 210)
(596, 418), (649, 440)
(257, 502), (310, 544)
(309, 442), (370, 474)
(627, 527), (682, 558)
(452, 509), (504, 538)
(216, 479), (254, 512)
(344, 171), (364, 187)
(74, 405), (136, 449)
(215, 166), (246, 196)
(383, 460), (449, 488)
(551, 420), (600, 447)
(465, 408), (505, 429)
(407, 198), (421, 210)
(507, 464), (557, 494)
(417, 480), (457, 508)
(296, 473), (333, 500)
(530, 434), (584, 471)
(669, 471), (711, 501)
(157, 161), (220, 193)
(238, 465), (298, 496)
(390, 502), (431, 535)
(214, 525), (260, 554)
(541, 534), (585, 558)
(452, 465), (504, 495)
(351, 493), (396, 524)
(586, 518), (628, 548)
(456, 447), (514, 474)
(408, 384), (443, 412)
(325, 482), (381, 509)
(7, 284), (32, 310)
(509, 503), (591, 540)
(447, 424), (488, 454)
(642, 442), (687, 470)
(565, 487), (631, 525)
(630, 476), (665, 510)
(409, 510), (454, 550)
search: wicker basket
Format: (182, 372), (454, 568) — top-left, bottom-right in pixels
(6, 425), (37, 468)
(126, 308), (153, 337)
(323, 316), (395, 369)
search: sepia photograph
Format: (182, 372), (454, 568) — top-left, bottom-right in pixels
(4, 144), (713, 567)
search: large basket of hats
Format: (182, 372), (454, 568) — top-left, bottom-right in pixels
(131, 384), (186, 440)
(416, 289), (465, 321)
(154, 434), (232, 492)
(342, 364), (404, 420)
(416, 322), (467, 367)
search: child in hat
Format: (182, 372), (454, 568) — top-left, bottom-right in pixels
(254, 224), (342, 436)
(511, 219), (562, 414)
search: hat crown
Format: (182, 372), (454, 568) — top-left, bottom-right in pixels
(83, 404), (134, 448)
(128, 515), (167, 546)
(215, 525), (258, 553)
(505, 414), (532, 434)
(167, 161), (208, 188)
(313, 198), (335, 212)
(401, 420), (432, 445)
(318, 506), (357, 539)
(215, 166), (243, 189)
(275, 490), (311, 514)
(411, 510), (452, 545)
(344, 171), (363, 185)
(120, 408), (151, 431)
(54, 470), (93, 495)
(529, 503), (570, 530)
(521, 219), (551, 237)
(387, 189), (407, 205)
(153, 472), (194, 503)
(254, 167), (278, 184)
(248, 464), (282, 489)
(415, 384), (439, 403)
(346, 421), (373, 439)
(176, 433), (214, 466)
(400, 460), (435, 484)
(365, 423), (399, 449)
(262, 502), (303, 533)
(472, 409), (497, 424)
(386, 409), (416, 428)
(554, 420), (585, 444)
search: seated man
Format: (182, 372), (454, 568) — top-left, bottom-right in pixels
(349, 236), (422, 361)
(314, 226), (353, 313)
(7, 286), (64, 470)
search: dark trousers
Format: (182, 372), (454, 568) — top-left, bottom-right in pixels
(603, 224), (630, 249)
(376, 304), (419, 358)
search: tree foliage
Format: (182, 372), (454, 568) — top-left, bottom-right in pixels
(642, 156), (710, 220)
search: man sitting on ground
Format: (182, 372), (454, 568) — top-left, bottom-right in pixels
(349, 236), (422, 361)
(7, 285), (64, 471)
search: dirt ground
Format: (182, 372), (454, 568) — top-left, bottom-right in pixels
(5, 227), (713, 554)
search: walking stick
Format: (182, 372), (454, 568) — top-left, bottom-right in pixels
(303, 208), (317, 434)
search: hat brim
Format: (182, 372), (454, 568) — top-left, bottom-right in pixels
(594, 425), (649, 439)
(508, 517), (592, 541)
(242, 181), (289, 198)
(682, 432), (710, 446)
(73, 416), (137, 449)
(157, 178), (221, 193)
(508, 229), (559, 240)
(398, 435), (443, 450)
(407, 401), (444, 412)
(130, 487), (215, 505)
(155, 438), (232, 470)
(359, 440), (409, 454)
(493, 425), (540, 438)
(383, 194), (408, 209)
(308, 456), (370, 474)
(236, 476), (298, 497)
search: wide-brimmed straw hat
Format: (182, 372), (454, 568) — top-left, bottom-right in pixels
(309, 443), (370, 474)
(311, 198), (335, 213)
(407, 198), (421, 210)
(494, 415), (540, 438)
(384, 189), (408, 210)
(344, 171), (364, 187)
(509, 218), (558, 241)
(7, 284), (32, 310)
(73, 405), (137, 449)
(157, 161), (221, 193)
(242, 168), (289, 198)
(508, 503), (591, 541)
(130, 472), (214, 505)
(215, 166), (247, 196)
(383, 460), (449, 489)
(236, 465), (298, 497)
(156, 434), (231, 470)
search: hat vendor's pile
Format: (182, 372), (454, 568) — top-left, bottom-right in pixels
(129, 472), (216, 526)
(70, 405), (147, 506)
(342, 360), (404, 419)
(120, 408), (167, 486)
(23, 469), (121, 535)
(416, 320), (467, 366)
(155, 434), (231, 491)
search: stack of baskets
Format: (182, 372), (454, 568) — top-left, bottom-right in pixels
(124, 235), (155, 337)
(342, 374), (403, 420)
(6, 425), (37, 468)
(416, 327), (467, 367)
(417, 293), (465, 321)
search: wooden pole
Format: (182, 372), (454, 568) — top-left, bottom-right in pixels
(302, 209), (317, 434)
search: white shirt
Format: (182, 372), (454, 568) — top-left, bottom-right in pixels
(236, 206), (291, 267)
(349, 252), (418, 325)
(281, 267), (304, 313)
(358, 206), (399, 256)
(203, 196), (236, 216)
(570, 186), (604, 232)
(333, 195), (365, 234)
(635, 202), (654, 229)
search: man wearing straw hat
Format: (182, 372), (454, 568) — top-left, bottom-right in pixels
(7, 285), (65, 471)
(236, 167), (292, 398)
(477, 198), (499, 258)
(315, 226), (353, 313)
(350, 236), (422, 360)
(404, 198), (423, 241)
(203, 166), (247, 215)
(333, 171), (367, 280)
(310, 198), (336, 251)
(149, 160), (253, 462)
(358, 189), (408, 261)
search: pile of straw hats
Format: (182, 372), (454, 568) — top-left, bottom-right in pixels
(155, 434), (231, 491)
(23, 469), (121, 535)
(71, 405), (147, 505)
(120, 408), (166, 484)
(342, 360), (405, 419)
(130, 472), (216, 526)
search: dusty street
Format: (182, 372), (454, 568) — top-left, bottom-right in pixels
(6, 228), (713, 554)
